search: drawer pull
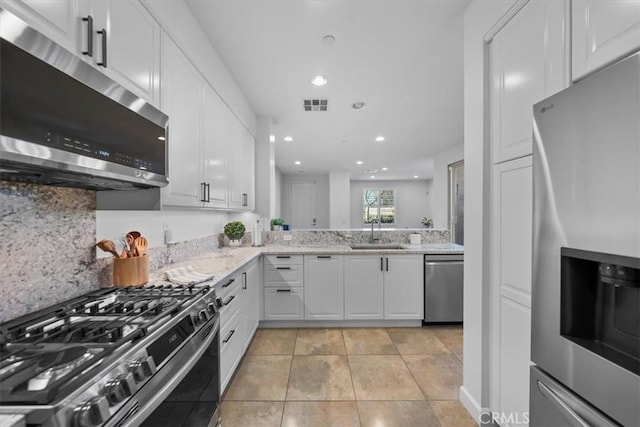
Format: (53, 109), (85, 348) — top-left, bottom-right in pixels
(223, 329), (235, 343)
(317, 255), (331, 259)
(276, 267), (291, 270)
(223, 295), (235, 306)
(82, 16), (93, 57)
(222, 278), (235, 288)
(276, 256), (291, 259)
(276, 289), (292, 293)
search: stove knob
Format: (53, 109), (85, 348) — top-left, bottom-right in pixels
(207, 302), (217, 315)
(198, 310), (208, 323)
(215, 297), (223, 308)
(105, 372), (135, 405)
(129, 356), (156, 382)
(73, 395), (110, 427)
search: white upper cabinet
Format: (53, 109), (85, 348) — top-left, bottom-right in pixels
(2, 0), (160, 106)
(202, 85), (229, 208)
(572, 0), (640, 80)
(99, 1), (160, 104)
(490, 0), (568, 164)
(0, 0), (78, 52)
(160, 34), (203, 208)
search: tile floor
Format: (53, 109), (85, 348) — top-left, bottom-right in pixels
(218, 326), (475, 427)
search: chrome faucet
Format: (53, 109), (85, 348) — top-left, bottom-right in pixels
(369, 219), (380, 243)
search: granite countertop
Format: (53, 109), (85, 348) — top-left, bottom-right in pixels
(148, 243), (463, 288)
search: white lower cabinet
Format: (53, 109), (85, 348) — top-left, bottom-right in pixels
(241, 259), (261, 342)
(304, 255), (344, 320)
(383, 255), (424, 320)
(344, 256), (384, 320)
(264, 288), (304, 320)
(220, 307), (242, 391)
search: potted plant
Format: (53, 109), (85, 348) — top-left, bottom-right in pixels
(421, 217), (434, 228)
(224, 221), (246, 246)
(270, 217), (285, 231)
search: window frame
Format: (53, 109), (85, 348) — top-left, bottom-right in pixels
(362, 188), (396, 225)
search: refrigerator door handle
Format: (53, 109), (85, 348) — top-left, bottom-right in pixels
(537, 380), (599, 427)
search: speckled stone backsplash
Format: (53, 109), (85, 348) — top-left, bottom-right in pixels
(0, 181), (98, 323)
(263, 229), (450, 246)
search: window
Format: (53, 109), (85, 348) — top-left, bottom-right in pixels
(363, 189), (396, 224)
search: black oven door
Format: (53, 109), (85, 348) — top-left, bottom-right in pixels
(140, 322), (221, 427)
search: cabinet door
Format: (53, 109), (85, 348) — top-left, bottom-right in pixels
(241, 260), (261, 344)
(490, 156), (533, 423)
(264, 288), (304, 320)
(304, 255), (344, 320)
(160, 34), (203, 208)
(490, 0), (567, 163)
(227, 116), (245, 209)
(573, 0), (640, 80)
(344, 256), (384, 320)
(241, 126), (255, 210)
(0, 0), (78, 53)
(104, 0), (160, 105)
(202, 85), (229, 208)
(384, 255), (423, 320)
(220, 309), (243, 392)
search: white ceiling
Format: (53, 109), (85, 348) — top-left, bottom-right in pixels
(186, 0), (470, 180)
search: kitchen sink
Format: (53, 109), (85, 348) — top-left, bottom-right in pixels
(349, 244), (406, 250)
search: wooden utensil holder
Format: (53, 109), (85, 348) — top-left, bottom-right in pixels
(113, 254), (149, 287)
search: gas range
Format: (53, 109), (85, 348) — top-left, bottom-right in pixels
(0, 284), (220, 426)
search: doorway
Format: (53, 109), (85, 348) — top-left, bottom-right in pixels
(290, 181), (317, 229)
(448, 160), (464, 245)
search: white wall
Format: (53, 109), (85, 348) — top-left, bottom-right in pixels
(274, 168), (282, 218)
(349, 180), (432, 229)
(255, 115), (274, 218)
(141, 0), (256, 135)
(462, 0), (517, 421)
(329, 171), (351, 228)
(432, 144), (464, 229)
(281, 174), (330, 228)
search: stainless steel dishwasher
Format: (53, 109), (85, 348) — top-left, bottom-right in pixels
(424, 254), (464, 323)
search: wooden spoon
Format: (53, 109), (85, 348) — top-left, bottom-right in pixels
(133, 236), (148, 257)
(96, 240), (120, 258)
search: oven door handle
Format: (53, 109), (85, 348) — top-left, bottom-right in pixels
(536, 380), (615, 427)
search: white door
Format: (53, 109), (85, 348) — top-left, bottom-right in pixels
(290, 181), (317, 229)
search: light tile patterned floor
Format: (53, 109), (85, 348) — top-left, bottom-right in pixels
(220, 326), (475, 427)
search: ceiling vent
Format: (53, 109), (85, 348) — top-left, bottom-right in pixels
(303, 99), (328, 112)
(364, 169), (379, 174)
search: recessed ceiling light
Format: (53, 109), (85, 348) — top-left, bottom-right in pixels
(356, 161), (363, 165)
(352, 102), (366, 110)
(370, 175), (376, 179)
(157, 136), (165, 141)
(322, 35), (335, 45)
(381, 167), (388, 171)
(284, 136), (293, 142)
(269, 134), (275, 142)
(294, 161), (301, 165)
(311, 75), (328, 86)
(375, 136), (385, 142)
(413, 175), (419, 178)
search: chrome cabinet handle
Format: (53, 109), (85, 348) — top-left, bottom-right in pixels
(82, 16), (93, 57)
(276, 256), (290, 259)
(97, 28), (107, 67)
(242, 272), (247, 290)
(242, 193), (248, 207)
(317, 255), (331, 259)
(200, 182), (207, 202)
(380, 257), (384, 271)
(222, 278), (235, 288)
(222, 329), (235, 343)
(386, 257), (389, 271)
(276, 289), (291, 293)
(223, 295), (235, 306)
(276, 267), (291, 270)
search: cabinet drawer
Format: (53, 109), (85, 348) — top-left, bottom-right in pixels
(219, 279), (242, 328)
(264, 254), (303, 266)
(264, 287), (304, 320)
(264, 265), (304, 287)
(216, 274), (242, 300)
(220, 308), (242, 390)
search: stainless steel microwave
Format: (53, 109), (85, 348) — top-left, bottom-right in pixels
(0, 9), (169, 190)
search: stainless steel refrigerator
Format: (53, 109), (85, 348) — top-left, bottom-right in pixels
(531, 52), (640, 426)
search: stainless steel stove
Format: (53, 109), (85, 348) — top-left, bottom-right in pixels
(0, 284), (221, 427)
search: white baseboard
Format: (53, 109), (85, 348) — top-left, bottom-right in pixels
(459, 386), (483, 425)
(259, 319), (422, 328)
